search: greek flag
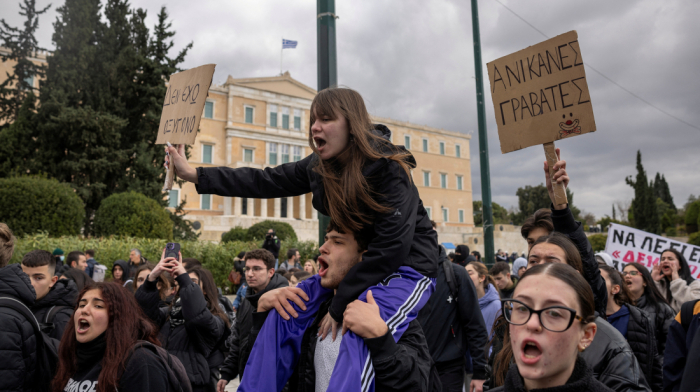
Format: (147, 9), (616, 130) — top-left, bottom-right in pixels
(282, 39), (298, 49)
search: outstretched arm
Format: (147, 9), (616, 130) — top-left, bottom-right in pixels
(545, 149), (608, 317)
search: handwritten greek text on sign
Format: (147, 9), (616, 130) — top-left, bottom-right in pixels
(156, 64), (216, 145)
(604, 223), (700, 278)
(487, 31), (596, 154)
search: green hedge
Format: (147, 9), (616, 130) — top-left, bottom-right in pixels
(94, 191), (173, 240)
(10, 233), (317, 293)
(221, 226), (248, 243)
(689, 232), (700, 247)
(247, 220), (298, 242)
(588, 234), (608, 252)
(0, 176), (85, 236)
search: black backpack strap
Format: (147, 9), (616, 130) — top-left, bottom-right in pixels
(681, 299), (700, 332)
(44, 305), (70, 324)
(442, 260), (459, 301)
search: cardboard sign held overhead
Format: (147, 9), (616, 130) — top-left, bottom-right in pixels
(486, 31), (596, 205)
(157, 64), (216, 191)
(156, 64), (216, 145)
(487, 31), (596, 154)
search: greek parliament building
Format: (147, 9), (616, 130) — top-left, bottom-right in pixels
(175, 72), (475, 241)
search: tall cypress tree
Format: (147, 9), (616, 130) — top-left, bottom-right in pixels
(626, 151), (659, 233)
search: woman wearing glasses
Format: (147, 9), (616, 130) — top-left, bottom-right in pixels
(623, 262), (675, 356)
(490, 263), (612, 392)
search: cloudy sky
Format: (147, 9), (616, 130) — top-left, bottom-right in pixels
(5, 0), (700, 220)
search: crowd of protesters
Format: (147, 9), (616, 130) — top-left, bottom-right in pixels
(2, 86), (700, 392)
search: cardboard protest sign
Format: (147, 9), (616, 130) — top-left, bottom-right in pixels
(156, 64), (216, 190)
(487, 31), (596, 154)
(156, 64), (216, 145)
(605, 223), (700, 278)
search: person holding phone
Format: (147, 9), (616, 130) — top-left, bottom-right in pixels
(135, 244), (228, 392)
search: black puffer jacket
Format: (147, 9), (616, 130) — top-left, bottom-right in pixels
(635, 294), (675, 356)
(626, 305), (663, 391)
(581, 316), (651, 392)
(136, 273), (226, 392)
(0, 264), (38, 391)
(220, 273), (289, 382)
(551, 206), (608, 317)
(31, 277), (78, 339)
(195, 124), (438, 322)
(249, 296), (435, 391)
(490, 356), (614, 392)
(418, 246), (489, 379)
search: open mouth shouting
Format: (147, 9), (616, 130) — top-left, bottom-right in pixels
(313, 136), (327, 152)
(520, 339), (543, 365)
(317, 256), (329, 278)
(77, 318), (91, 334)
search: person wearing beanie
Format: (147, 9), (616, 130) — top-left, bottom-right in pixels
(53, 248), (65, 271)
(512, 257), (528, 279)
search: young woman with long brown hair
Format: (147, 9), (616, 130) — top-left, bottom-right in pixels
(136, 249), (229, 392)
(651, 248), (700, 312)
(490, 263), (610, 392)
(165, 87), (438, 388)
(623, 262), (674, 355)
(51, 282), (174, 392)
(599, 265), (663, 390)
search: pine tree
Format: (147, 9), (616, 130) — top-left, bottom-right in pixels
(626, 151), (659, 233)
(0, 0), (50, 123)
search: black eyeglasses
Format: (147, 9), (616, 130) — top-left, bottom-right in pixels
(501, 299), (584, 332)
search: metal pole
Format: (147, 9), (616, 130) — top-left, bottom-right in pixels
(470, 0), (495, 267)
(317, 0), (337, 246)
(280, 39), (283, 75)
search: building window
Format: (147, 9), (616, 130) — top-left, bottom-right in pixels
(293, 109), (301, 130)
(269, 104), (278, 127)
(282, 107), (290, 129)
(281, 144), (290, 163)
(269, 143), (278, 165)
(442, 207), (449, 222)
(425, 207), (432, 219)
(245, 106), (254, 124)
(439, 141), (445, 155)
(404, 135), (411, 150)
(202, 144), (213, 164)
(293, 146), (302, 161)
(201, 194), (211, 210)
(456, 144), (461, 158)
(423, 171), (430, 187)
(204, 101), (214, 119)
(281, 197), (288, 218)
(422, 138), (428, 152)
(243, 148), (253, 163)
(440, 173), (447, 189)
(168, 189), (179, 208)
(241, 197), (248, 215)
(459, 209), (465, 223)
(456, 175), (463, 191)
(24, 75), (34, 89)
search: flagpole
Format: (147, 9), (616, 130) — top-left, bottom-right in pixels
(280, 38), (283, 75)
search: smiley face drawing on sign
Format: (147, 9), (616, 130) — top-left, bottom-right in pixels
(559, 113), (582, 137)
